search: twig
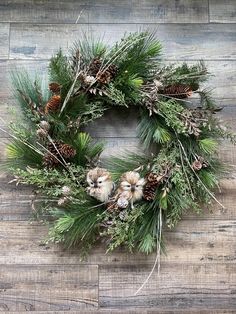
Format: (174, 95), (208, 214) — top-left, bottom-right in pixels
(75, 10), (84, 24)
(134, 209), (162, 295)
(46, 135), (80, 185)
(177, 140), (195, 200)
(178, 138), (225, 209)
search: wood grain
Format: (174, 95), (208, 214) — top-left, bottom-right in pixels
(0, 219), (235, 265)
(9, 24), (236, 60)
(0, 23), (9, 59)
(0, 264), (98, 311)
(0, 1), (236, 312)
(210, 0), (236, 23)
(3, 310), (235, 314)
(0, 0), (208, 24)
(99, 263), (236, 310)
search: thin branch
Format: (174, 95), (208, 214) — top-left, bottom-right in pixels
(134, 209), (162, 295)
(177, 141), (195, 200)
(178, 138), (225, 209)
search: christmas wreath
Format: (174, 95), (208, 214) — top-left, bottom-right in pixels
(3, 31), (235, 257)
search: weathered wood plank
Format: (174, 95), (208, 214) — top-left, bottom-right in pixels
(4, 310), (236, 314)
(0, 23), (9, 59)
(0, 264), (98, 311)
(210, 0), (236, 23)
(99, 263), (236, 310)
(9, 24), (236, 60)
(0, 0), (208, 24)
(0, 219), (235, 265)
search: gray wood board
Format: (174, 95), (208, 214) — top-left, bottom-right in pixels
(210, 0), (236, 23)
(0, 0), (208, 24)
(0, 264), (98, 311)
(99, 263), (236, 310)
(9, 24), (236, 60)
(0, 220), (235, 265)
(0, 23), (9, 59)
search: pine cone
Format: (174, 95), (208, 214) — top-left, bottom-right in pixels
(43, 153), (59, 168)
(107, 64), (118, 77)
(89, 58), (102, 76)
(143, 184), (157, 201)
(143, 170), (170, 201)
(43, 141), (76, 168)
(45, 95), (61, 114)
(163, 84), (192, 99)
(49, 82), (61, 94)
(97, 70), (112, 84)
(143, 172), (160, 201)
(59, 143), (76, 159)
(47, 140), (63, 155)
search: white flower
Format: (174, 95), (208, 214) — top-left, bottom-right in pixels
(61, 186), (71, 196)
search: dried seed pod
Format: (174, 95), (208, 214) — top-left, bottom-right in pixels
(36, 128), (48, 138)
(39, 120), (50, 131)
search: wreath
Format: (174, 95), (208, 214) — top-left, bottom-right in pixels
(3, 31), (235, 258)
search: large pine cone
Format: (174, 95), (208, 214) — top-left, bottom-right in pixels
(44, 141), (76, 168)
(45, 95), (61, 114)
(162, 84), (192, 99)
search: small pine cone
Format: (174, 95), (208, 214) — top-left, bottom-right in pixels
(36, 128), (48, 138)
(97, 71), (111, 84)
(49, 82), (61, 93)
(59, 143), (76, 159)
(192, 159), (202, 171)
(45, 95), (61, 114)
(163, 84), (192, 99)
(89, 58), (102, 76)
(39, 120), (50, 131)
(43, 153), (59, 168)
(143, 184), (157, 201)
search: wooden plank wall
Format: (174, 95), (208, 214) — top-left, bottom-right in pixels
(0, 1), (236, 313)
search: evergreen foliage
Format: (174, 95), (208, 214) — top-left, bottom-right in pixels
(3, 30), (235, 256)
